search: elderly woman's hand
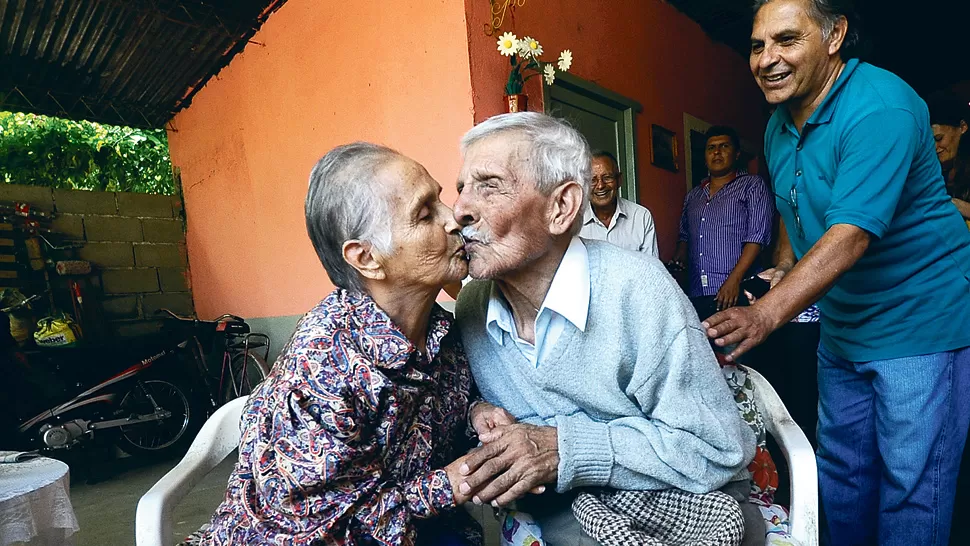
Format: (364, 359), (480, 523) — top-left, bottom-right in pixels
(470, 401), (516, 442)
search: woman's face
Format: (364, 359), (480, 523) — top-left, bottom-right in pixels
(933, 121), (967, 167)
(376, 157), (467, 290)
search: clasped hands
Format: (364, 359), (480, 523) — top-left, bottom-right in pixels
(445, 402), (558, 508)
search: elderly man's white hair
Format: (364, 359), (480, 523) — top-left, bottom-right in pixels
(460, 112), (592, 205)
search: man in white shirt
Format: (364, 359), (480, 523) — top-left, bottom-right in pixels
(579, 151), (659, 257)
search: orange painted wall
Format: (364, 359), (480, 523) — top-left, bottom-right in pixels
(167, 0), (475, 319)
(464, 0), (769, 259)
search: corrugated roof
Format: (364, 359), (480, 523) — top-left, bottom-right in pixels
(0, 0), (287, 128)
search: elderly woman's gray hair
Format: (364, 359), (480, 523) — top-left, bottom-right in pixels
(305, 142), (397, 292)
(461, 112), (592, 203)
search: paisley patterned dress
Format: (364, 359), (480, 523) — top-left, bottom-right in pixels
(201, 289), (480, 545)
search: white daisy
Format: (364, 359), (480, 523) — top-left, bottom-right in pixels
(496, 32), (518, 56)
(543, 64), (556, 85)
(519, 36), (543, 58)
(558, 50), (573, 71)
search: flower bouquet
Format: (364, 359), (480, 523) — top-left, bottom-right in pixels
(495, 32), (572, 112)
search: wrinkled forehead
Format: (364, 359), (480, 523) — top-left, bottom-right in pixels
(460, 133), (531, 178)
(706, 135), (736, 147)
(752, 0), (818, 38)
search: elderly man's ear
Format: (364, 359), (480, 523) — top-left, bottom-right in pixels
(343, 240), (387, 281)
(548, 180), (585, 235)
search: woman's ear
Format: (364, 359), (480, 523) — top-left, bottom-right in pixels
(343, 240), (386, 281)
(548, 180), (584, 236)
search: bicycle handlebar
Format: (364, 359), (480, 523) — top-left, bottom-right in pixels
(155, 308), (245, 324)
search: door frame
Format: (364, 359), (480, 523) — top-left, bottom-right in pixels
(544, 73), (642, 203)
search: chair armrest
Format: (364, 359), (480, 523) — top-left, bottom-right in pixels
(135, 396), (248, 546)
(746, 367), (819, 546)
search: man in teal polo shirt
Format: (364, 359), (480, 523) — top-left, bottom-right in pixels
(703, 0), (970, 543)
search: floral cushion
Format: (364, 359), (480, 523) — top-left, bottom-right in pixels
(716, 353), (779, 506)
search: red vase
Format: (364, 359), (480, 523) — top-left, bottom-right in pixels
(506, 94), (528, 113)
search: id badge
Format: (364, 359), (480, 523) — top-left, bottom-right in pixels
(700, 274), (709, 288)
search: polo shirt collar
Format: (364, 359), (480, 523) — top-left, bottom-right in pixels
(779, 58), (860, 132)
(583, 200), (626, 227)
(485, 236), (590, 345)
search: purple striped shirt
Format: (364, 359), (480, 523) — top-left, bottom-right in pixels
(678, 170), (774, 297)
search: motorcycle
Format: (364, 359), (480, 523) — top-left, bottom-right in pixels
(1, 294), (207, 458)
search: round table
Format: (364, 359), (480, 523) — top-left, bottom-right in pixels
(0, 454), (79, 546)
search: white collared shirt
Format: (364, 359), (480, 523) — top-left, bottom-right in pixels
(580, 197), (659, 257)
(485, 237), (590, 367)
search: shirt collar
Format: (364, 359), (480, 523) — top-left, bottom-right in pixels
(485, 236), (591, 344)
(583, 199), (627, 226)
(700, 168), (749, 189)
(779, 58), (860, 132)
(339, 288), (453, 370)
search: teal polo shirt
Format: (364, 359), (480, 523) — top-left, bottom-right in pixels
(765, 59), (970, 361)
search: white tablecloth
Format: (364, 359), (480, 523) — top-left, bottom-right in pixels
(0, 454), (79, 546)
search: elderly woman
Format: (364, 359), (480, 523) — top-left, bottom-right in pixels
(200, 143), (479, 545)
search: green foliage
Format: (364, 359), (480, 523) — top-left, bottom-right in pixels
(0, 111), (176, 195)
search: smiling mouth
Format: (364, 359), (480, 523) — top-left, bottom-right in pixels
(762, 72), (791, 85)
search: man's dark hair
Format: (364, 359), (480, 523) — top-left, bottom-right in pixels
(705, 126), (741, 150)
(928, 92), (970, 128)
(591, 150), (620, 174)
(752, 0), (862, 60)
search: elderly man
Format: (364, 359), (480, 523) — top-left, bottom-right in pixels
(672, 125), (773, 319)
(579, 150), (659, 256)
(704, 0), (970, 543)
(452, 112), (755, 544)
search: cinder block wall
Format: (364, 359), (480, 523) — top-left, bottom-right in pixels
(0, 183), (192, 338)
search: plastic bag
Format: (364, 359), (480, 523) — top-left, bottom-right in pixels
(1, 288), (34, 345)
(34, 314), (80, 347)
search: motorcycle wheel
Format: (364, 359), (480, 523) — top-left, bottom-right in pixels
(221, 353), (269, 404)
(116, 379), (202, 458)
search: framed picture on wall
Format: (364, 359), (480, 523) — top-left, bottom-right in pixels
(650, 124), (678, 172)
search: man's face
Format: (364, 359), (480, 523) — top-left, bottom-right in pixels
(590, 156), (620, 210)
(377, 156), (468, 289)
(932, 122), (967, 167)
(705, 136), (740, 177)
(454, 136), (555, 279)
(749, 0), (838, 106)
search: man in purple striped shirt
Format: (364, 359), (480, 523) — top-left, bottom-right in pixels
(672, 126), (774, 320)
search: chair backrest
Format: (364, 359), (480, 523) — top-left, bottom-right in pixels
(135, 396), (248, 546)
(745, 367), (819, 546)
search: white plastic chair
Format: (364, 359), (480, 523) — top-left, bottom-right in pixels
(133, 370), (818, 546)
(135, 396), (248, 546)
(747, 367), (819, 546)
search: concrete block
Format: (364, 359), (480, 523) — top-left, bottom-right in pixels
(101, 268), (159, 294)
(101, 296), (139, 319)
(141, 219), (184, 243)
(78, 242), (134, 267)
(158, 267), (190, 292)
(109, 320), (163, 338)
(117, 192), (173, 218)
(53, 189), (117, 215)
(0, 184), (53, 211)
(142, 293), (194, 317)
(50, 214), (85, 239)
(134, 243), (185, 268)
(84, 216), (143, 242)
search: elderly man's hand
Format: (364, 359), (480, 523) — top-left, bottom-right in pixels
(458, 423), (559, 507)
(470, 402), (516, 441)
(702, 304), (778, 361)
